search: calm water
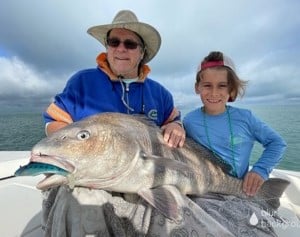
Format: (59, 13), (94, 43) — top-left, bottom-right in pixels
(0, 104), (299, 171)
(0, 112), (45, 151)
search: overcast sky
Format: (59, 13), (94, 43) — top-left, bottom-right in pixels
(0, 0), (299, 112)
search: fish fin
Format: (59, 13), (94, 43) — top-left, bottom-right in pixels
(138, 185), (182, 221)
(257, 178), (290, 210)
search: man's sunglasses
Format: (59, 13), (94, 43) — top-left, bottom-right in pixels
(106, 37), (142, 50)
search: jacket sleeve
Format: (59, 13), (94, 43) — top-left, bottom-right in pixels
(250, 112), (287, 180)
(43, 72), (80, 124)
(160, 87), (181, 125)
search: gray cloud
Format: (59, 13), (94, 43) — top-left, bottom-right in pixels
(0, 0), (299, 112)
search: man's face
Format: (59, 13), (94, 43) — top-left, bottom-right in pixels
(106, 28), (144, 78)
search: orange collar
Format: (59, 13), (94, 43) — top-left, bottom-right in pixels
(96, 53), (151, 82)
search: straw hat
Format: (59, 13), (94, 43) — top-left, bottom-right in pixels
(87, 10), (161, 63)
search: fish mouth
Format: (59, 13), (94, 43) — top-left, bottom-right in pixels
(30, 153), (76, 190)
(30, 153), (75, 173)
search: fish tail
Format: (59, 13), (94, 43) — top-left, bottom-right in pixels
(257, 178), (290, 210)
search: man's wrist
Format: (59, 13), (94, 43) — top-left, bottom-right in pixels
(172, 120), (183, 128)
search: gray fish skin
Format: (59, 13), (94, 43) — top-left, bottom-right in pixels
(29, 113), (289, 220)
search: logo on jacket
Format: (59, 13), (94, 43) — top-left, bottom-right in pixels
(148, 109), (158, 120)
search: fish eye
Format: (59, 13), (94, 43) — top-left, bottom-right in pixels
(76, 130), (90, 140)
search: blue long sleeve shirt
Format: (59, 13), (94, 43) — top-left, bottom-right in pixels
(183, 106), (287, 180)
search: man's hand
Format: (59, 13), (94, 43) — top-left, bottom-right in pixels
(242, 171), (264, 196)
(161, 121), (186, 148)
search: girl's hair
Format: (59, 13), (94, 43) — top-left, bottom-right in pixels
(196, 51), (248, 102)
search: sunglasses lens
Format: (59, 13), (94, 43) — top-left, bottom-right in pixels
(107, 38), (140, 50)
(107, 38), (121, 47)
(123, 40), (139, 49)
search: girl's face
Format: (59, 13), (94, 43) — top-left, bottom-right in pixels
(106, 28), (144, 78)
(195, 68), (230, 115)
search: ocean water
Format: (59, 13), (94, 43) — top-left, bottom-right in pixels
(0, 104), (299, 172)
(0, 111), (45, 151)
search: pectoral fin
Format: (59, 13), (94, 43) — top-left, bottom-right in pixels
(138, 185), (183, 221)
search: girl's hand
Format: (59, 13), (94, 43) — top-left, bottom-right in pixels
(242, 171), (264, 196)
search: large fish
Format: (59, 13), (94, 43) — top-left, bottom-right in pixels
(15, 112), (289, 220)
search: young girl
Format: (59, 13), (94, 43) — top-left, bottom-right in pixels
(183, 51), (286, 196)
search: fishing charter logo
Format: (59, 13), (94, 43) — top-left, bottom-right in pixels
(249, 210), (300, 230)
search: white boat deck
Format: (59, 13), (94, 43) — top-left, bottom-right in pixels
(0, 151), (299, 236)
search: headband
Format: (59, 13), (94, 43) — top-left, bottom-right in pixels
(197, 54), (236, 73)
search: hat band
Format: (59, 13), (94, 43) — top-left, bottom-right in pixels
(200, 61), (225, 71)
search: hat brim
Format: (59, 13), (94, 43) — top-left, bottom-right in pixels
(87, 22), (161, 63)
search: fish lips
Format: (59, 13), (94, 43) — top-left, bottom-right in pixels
(30, 153), (75, 190)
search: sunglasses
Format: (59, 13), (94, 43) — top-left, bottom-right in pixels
(106, 37), (142, 50)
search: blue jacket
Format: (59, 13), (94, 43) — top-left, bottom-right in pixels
(43, 53), (180, 127)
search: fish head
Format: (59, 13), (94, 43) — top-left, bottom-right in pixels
(31, 113), (141, 189)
